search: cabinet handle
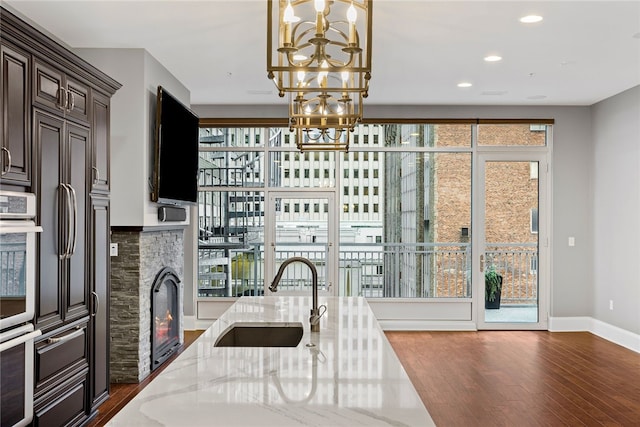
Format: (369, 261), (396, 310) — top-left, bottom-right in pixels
(92, 291), (99, 317)
(92, 166), (100, 184)
(59, 184), (71, 259)
(1, 147), (11, 175)
(57, 87), (67, 110)
(46, 327), (84, 344)
(67, 91), (75, 112)
(68, 184), (78, 256)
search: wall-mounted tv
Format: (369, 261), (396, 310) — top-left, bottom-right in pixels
(152, 86), (199, 206)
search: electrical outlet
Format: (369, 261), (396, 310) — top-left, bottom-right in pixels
(110, 243), (118, 257)
(609, 300), (613, 310)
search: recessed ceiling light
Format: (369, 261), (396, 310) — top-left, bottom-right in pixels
(457, 82), (472, 88)
(484, 55), (502, 62)
(520, 15), (543, 24)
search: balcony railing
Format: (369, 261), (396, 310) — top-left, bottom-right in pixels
(197, 242), (538, 304)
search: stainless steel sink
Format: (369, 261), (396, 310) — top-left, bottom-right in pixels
(214, 322), (304, 347)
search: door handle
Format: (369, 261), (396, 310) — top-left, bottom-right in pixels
(57, 87), (67, 110)
(92, 166), (100, 184)
(480, 254), (484, 272)
(92, 291), (99, 317)
(59, 184), (72, 259)
(1, 147), (11, 175)
(67, 90), (75, 112)
(46, 327), (84, 344)
(68, 184), (78, 256)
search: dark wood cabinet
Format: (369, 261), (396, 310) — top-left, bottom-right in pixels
(2, 7), (120, 426)
(89, 195), (110, 411)
(90, 91), (110, 193)
(34, 59), (89, 124)
(33, 110), (90, 332)
(0, 42), (31, 186)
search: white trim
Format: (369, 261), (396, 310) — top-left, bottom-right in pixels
(183, 315), (197, 331)
(379, 320), (477, 331)
(591, 319), (640, 353)
(549, 316), (640, 354)
(194, 319), (216, 330)
(548, 316), (592, 331)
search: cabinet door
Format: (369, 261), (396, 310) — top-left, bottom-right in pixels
(65, 77), (89, 124)
(34, 112), (90, 331)
(89, 195), (109, 411)
(34, 110), (65, 330)
(34, 60), (65, 112)
(65, 123), (90, 323)
(0, 43), (31, 186)
(90, 91), (110, 193)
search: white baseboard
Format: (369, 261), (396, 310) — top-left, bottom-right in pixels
(194, 319), (215, 330)
(548, 316), (593, 331)
(183, 315), (197, 331)
(549, 316), (640, 354)
(379, 320), (477, 331)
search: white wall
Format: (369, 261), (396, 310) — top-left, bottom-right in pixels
(76, 48), (192, 228)
(76, 48), (197, 318)
(591, 85), (640, 335)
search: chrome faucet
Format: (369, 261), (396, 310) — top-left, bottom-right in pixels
(269, 257), (326, 332)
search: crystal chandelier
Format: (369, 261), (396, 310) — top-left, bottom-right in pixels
(267, 0), (372, 151)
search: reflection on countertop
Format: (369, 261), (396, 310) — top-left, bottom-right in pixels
(106, 296), (435, 426)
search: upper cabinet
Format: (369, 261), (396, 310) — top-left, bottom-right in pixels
(0, 43), (31, 186)
(91, 91), (111, 193)
(34, 59), (89, 124)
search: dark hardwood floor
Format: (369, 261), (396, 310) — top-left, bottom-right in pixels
(88, 330), (640, 427)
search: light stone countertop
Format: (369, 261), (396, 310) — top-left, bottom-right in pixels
(106, 296), (435, 426)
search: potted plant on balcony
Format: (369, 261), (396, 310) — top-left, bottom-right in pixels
(485, 266), (503, 309)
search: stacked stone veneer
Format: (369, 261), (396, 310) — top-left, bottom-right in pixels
(110, 228), (185, 383)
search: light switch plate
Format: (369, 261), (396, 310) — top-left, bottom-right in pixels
(110, 243), (118, 257)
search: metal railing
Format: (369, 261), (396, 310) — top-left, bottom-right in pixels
(197, 242), (538, 304)
(0, 243), (26, 296)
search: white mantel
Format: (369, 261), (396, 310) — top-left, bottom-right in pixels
(106, 296), (435, 426)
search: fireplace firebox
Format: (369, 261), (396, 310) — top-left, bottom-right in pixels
(151, 267), (181, 371)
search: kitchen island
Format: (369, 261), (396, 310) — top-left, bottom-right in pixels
(106, 296), (435, 426)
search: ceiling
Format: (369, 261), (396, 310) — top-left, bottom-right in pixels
(5, 1), (640, 106)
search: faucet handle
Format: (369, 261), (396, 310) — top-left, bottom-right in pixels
(310, 304), (327, 325)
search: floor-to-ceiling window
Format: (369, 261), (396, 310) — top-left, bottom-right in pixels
(197, 120), (551, 329)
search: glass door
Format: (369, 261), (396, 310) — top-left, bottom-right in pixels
(265, 191), (337, 296)
(475, 153), (548, 329)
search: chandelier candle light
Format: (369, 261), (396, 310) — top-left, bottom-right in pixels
(267, 0), (372, 151)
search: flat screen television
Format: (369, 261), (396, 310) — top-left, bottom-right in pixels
(152, 86), (199, 205)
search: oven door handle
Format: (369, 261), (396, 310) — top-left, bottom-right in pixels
(0, 330), (42, 352)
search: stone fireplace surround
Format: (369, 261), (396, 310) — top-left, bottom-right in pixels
(110, 227), (185, 383)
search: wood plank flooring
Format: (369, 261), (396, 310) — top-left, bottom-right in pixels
(386, 331), (640, 427)
(88, 330), (640, 427)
